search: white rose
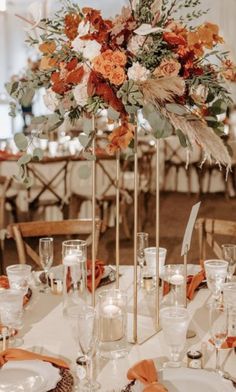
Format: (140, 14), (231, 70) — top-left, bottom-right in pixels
(190, 84), (208, 105)
(127, 62), (150, 82)
(127, 35), (145, 55)
(72, 37), (101, 61)
(73, 73), (90, 107)
(43, 89), (58, 112)
(77, 20), (90, 37)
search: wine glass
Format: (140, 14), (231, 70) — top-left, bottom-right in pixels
(0, 289), (24, 347)
(222, 244), (236, 282)
(39, 237), (53, 292)
(209, 302), (228, 374)
(137, 232), (149, 286)
(160, 306), (189, 368)
(204, 260), (228, 301)
(77, 306), (100, 391)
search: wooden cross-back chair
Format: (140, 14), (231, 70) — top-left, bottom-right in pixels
(195, 218), (236, 260)
(7, 219), (101, 267)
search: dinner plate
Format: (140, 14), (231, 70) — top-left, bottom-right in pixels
(159, 368), (235, 392)
(1, 360), (61, 392)
(131, 368), (235, 392)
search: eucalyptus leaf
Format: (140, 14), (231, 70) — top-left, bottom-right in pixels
(31, 116), (47, 125)
(165, 103), (188, 116)
(79, 133), (89, 148)
(78, 164), (91, 179)
(176, 129), (188, 148)
(20, 88), (35, 107)
(83, 118), (93, 134)
(14, 133), (28, 151)
(23, 176), (34, 189)
(33, 147), (44, 161)
(107, 107), (120, 121)
(17, 154), (32, 166)
(83, 152), (96, 161)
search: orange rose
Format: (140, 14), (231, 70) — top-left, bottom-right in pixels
(154, 58), (181, 77)
(112, 51), (127, 66)
(93, 56), (103, 73)
(102, 50), (114, 61)
(109, 67), (126, 86)
(100, 60), (114, 78)
(163, 32), (186, 46)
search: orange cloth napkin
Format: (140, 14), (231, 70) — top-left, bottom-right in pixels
(87, 260), (105, 292)
(209, 336), (236, 349)
(127, 359), (168, 392)
(163, 262), (205, 301)
(0, 348), (69, 369)
(0, 276), (31, 306)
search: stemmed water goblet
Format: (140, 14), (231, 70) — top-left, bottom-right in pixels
(77, 306), (100, 391)
(160, 306), (189, 368)
(222, 244), (236, 282)
(209, 301), (228, 374)
(39, 237), (53, 292)
(137, 232), (149, 286)
(0, 289), (24, 347)
(204, 260), (228, 302)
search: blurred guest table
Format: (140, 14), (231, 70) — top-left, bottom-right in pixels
(20, 266), (235, 391)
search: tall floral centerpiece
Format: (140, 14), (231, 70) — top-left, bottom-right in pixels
(7, 0), (233, 177)
(6, 0), (234, 342)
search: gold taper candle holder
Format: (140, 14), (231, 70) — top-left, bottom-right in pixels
(91, 115), (96, 307)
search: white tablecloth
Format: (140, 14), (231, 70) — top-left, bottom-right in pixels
(20, 266), (235, 391)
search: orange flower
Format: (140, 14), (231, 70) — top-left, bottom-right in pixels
(102, 50), (114, 61)
(107, 122), (134, 154)
(64, 13), (81, 40)
(40, 56), (57, 70)
(112, 51), (127, 66)
(92, 56), (103, 73)
(163, 32), (186, 46)
(109, 67), (126, 85)
(100, 60), (114, 78)
(66, 66), (84, 84)
(39, 41), (56, 55)
(154, 58), (181, 77)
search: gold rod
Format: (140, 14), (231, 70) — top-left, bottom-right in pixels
(133, 124), (138, 344)
(184, 248), (188, 308)
(115, 149), (120, 289)
(155, 139), (160, 331)
(92, 116), (96, 307)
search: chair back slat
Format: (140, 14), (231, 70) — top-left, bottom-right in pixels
(195, 218), (236, 260)
(7, 219), (101, 266)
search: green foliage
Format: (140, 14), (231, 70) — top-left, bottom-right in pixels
(14, 133), (28, 151)
(142, 103), (173, 138)
(117, 80), (144, 113)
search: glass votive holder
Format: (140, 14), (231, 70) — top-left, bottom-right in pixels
(98, 289), (128, 359)
(6, 265), (32, 295)
(223, 282), (236, 337)
(143, 247), (167, 289)
(160, 265), (185, 308)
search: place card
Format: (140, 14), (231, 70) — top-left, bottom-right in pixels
(181, 202), (201, 256)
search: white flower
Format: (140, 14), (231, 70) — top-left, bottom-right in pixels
(72, 37), (101, 61)
(43, 89), (58, 112)
(73, 73), (90, 107)
(134, 23), (163, 36)
(190, 84), (209, 105)
(77, 20), (90, 37)
(127, 35), (145, 55)
(127, 62), (150, 82)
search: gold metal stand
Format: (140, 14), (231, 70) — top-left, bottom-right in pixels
(91, 116), (96, 307)
(115, 150), (120, 289)
(155, 139), (161, 332)
(133, 125), (138, 344)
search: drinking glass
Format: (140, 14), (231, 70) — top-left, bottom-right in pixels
(222, 244), (236, 282)
(62, 240), (87, 313)
(77, 306), (100, 391)
(160, 265), (185, 308)
(223, 283), (236, 337)
(143, 247), (167, 291)
(137, 232), (149, 286)
(0, 289), (24, 347)
(6, 264), (32, 295)
(39, 237), (54, 292)
(204, 260), (228, 301)
(209, 302), (228, 374)
(160, 306), (189, 368)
